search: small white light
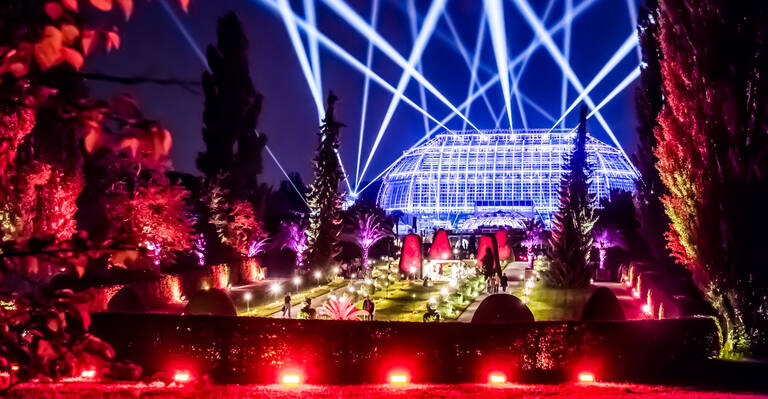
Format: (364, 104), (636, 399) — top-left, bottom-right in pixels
(292, 276), (302, 286)
(440, 288), (448, 296)
(313, 271), (322, 279)
(244, 292), (252, 301)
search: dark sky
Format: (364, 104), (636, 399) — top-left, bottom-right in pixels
(86, 0), (644, 195)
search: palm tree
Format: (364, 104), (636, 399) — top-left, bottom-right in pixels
(317, 295), (368, 320)
(522, 218), (545, 269)
(593, 226), (626, 270)
(343, 211), (392, 275)
(274, 218), (308, 269)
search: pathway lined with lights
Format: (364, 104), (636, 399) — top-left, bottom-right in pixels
(265, 279), (363, 319)
(456, 261), (525, 322)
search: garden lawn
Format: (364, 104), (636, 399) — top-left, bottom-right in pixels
(241, 279), (348, 317)
(360, 280), (449, 322)
(513, 283), (597, 321)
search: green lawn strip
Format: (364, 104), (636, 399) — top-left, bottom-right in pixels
(514, 283), (597, 320)
(356, 280), (448, 322)
(241, 278), (348, 317)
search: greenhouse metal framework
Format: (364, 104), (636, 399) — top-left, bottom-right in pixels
(377, 129), (637, 232)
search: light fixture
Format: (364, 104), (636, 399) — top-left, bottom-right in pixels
(281, 372), (301, 385)
(488, 372), (506, 384)
(173, 370), (192, 384)
(577, 371), (595, 382)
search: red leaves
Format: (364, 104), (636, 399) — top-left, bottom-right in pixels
(81, 29), (96, 56)
(89, 0), (113, 11)
(105, 31), (120, 52)
(33, 26), (64, 70)
(116, 0), (133, 19)
(179, 0), (190, 12)
(44, 2), (64, 19)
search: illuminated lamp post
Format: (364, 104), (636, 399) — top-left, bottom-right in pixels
(244, 292), (252, 312)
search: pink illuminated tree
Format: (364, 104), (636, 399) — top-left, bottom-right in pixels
(343, 211), (392, 274)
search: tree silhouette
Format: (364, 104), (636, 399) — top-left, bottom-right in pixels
(303, 92), (345, 272)
(542, 106), (597, 288)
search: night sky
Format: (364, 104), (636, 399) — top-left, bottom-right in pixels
(85, 0), (644, 194)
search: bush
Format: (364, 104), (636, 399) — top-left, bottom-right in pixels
(183, 288), (237, 316)
(471, 294), (534, 323)
(580, 287), (625, 321)
(90, 314), (721, 384)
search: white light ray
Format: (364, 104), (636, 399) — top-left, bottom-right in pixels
(265, 145), (310, 207)
(549, 32), (638, 132)
(256, 0), (451, 137)
(511, 0), (637, 173)
(357, 0), (449, 188)
(406, 0), (431, 135)
(522, 93), (556, 122)
(426, 0), (598, 139)
(355, 0), (380, 188)
(276, 0), (325, 121)
(304, 0), (321, 97)
(484, 0), (514, 128)
(444, 11), (496, 130)
(560, 0), (572, 128)
(625, 0), (641, 62)
(587, 66), (641, 120)
(320, 0), (480, 132)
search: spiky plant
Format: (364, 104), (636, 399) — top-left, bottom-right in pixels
(317, 295), (368, 321)
(343, 211), (392, 274)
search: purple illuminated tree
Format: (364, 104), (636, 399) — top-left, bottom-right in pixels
(593, 226), (626, 270)
(522, 218), (545, 269)
(343, 211), (392, 275)
(275, 219), (308, 269)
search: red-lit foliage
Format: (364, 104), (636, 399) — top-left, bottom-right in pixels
(206, 183), (264, 257)
(208, 265), (229, 290)
(655, 0), (768, 355)
(88, 284), (125, 313)
(428, 229), (451, 260)
(495, 229), (510, 260)
(144, 275), (183, 307)
(239, 258), (264, 283)
(398, 234), (422, 274)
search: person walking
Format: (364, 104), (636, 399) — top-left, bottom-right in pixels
(493, 274), (501, 293)
(282, 292), (292, 318)
(501, 274), (508, 293)
(363, 296), (375, 320)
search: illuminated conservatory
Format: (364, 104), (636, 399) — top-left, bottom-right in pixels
(377, 129), (638, 232)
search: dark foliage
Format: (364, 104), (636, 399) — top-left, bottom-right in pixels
(580, 287), (625, 321)
(543, 106), (596, 288)
(183, 288), (236, 316)
(471, 294), (534, 323)
(303, 92), (345, 272)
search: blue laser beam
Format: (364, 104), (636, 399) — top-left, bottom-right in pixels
(484, 0), (514, 129)
(549, 31), (638, 132)
(319, 0), (480, 132)
(303, 0), (322, 97)
(356, 0), (449, 188)
(510, 0), (637, 174)
(406, 0), (431, 136)
(354, 0), (380, 189)
(560, 0), (572, 128)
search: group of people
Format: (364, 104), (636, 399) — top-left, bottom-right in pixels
(486, 273), (509, 294)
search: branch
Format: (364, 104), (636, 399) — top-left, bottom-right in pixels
(71, 72), (201, 94)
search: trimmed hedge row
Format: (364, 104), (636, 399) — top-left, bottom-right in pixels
(91, 313), (720, 384)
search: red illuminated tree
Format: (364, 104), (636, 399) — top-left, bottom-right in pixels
(304, 92), (345, 272)
(655, 0), (768, 356)
(632, 0), (673, 266)
(542, 106), (597, 288)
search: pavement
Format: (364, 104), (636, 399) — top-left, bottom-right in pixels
(456, 261), (526, 322)
(266, 279), (363, 319)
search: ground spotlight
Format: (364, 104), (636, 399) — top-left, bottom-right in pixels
(488, 372), (506, 384)
(173, 370), (192, 384)
(577, 371), (595, 383)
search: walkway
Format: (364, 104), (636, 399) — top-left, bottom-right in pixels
(266, 280), (363, 319)
(456, 261), (526, 322)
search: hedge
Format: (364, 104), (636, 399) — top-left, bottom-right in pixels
(90, 314), (720, 384)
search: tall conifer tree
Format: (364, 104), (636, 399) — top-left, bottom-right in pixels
(304, 92), (345, 272)
(542, 106), (597, 288)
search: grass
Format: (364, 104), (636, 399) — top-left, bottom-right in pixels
(513, 282), (597, 321)
(240, 278), (349, 317)
(358, 280), (448, 322)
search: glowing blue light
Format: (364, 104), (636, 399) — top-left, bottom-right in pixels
(377, 129), (638, 231)
(587, 66), (641, 120)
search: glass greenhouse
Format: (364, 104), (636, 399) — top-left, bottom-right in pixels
(377, 129), (638, 232)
